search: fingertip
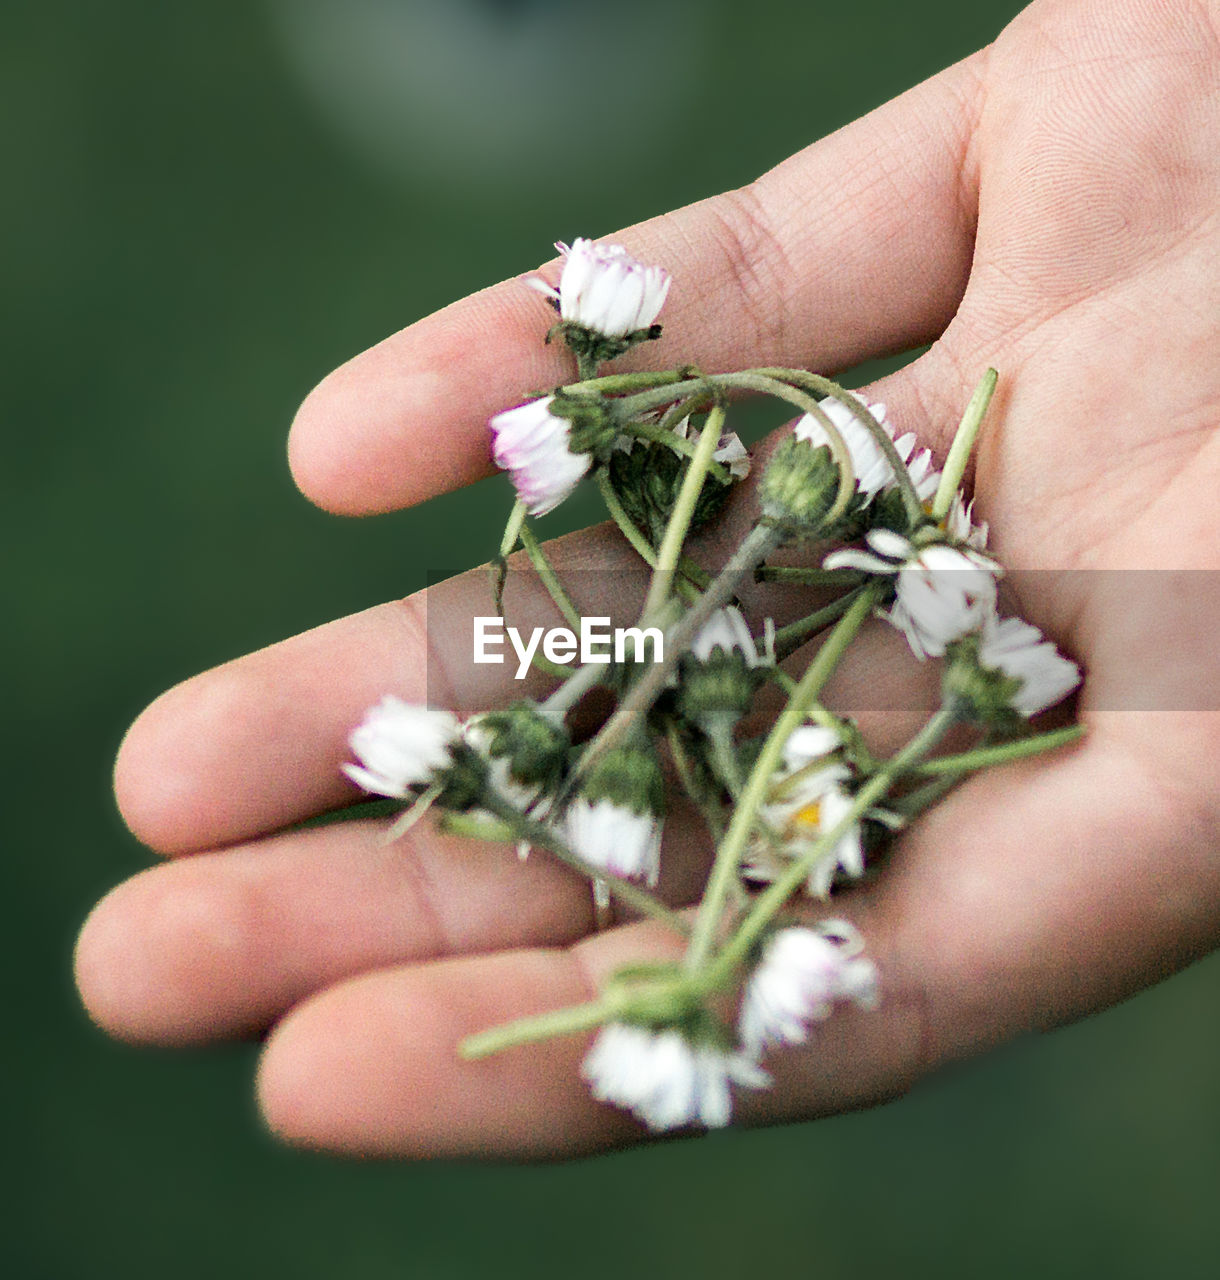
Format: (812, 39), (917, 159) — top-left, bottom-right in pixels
(114, 667), (265, 855)
(74, 863), (261, 1045)
(256, 954), (626, 1160)
(286, 288), (560, 516)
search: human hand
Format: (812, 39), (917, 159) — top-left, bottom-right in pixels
(76, 0), (1220, 1158)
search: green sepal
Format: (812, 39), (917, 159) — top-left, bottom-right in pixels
(546, 388), (620, 460)
(606, 434), (734, 545)
(942, 635), (1025, 729)
(675, 647), (765, 727)
(757, 435), (842, 538)
(548, 320), (663, 368)
(577, 741), (666, 818)
(471, 701), (570, 794)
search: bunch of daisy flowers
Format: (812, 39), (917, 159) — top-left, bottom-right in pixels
(341, 237), (1083, 1132)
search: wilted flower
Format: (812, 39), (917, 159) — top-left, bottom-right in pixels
(976, 614), (1081, 717)
(825, 527), (1000, 659)
(343, 697), (460, 798)
(489, 395), (594, 516)
(526, 238), (671, 340)
(581, 1022), (769, 1131)
(564, 799), (662, 884)
(738, 922), (879, 1057)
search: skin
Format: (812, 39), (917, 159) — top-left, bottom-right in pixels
(75, 0), (1220, 1159)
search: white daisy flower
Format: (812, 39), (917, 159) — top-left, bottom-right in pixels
(746, 760), (865, 899)
(793, 394), (936, 501)
(563, 798), (662, 885)
(738, 922), (879, 1057)
(525, 238), (671, 339)
(490, 395), (592, 516)
(978, 614), (1082, 717)
(825, 528), (1000, 660)
(343, 697), (460, 798)
(582, 1023), (770, 1131)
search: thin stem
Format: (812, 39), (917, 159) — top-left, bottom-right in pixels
(460, 996), (614, 1060)
(499, 499), (527, 559)
(617, 417), (732, 485)
(575, 352), (601, 382)
(596, 469), (658, 566)
(771, 586), (865, 657)
(381, 782), (443, 843)
(564, 369), (692, 397)
(616, 378), (706, 417)
(684, 586), (883, 973)
(914, 724), (1084, 775)
(642, 404), (726, 620)
(932, 368), (997, 521)
(705, 705), (956, 986)
(574, 522), (782, 782)
(517, 519), (581, 631)
(657, 392), (708, 435)
(755, 565), (864, 586)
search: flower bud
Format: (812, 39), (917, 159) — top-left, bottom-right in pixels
(757, 433), (842, 536)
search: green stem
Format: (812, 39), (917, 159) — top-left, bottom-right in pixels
(914, 724), (1084, 775)
(642, 404), (726, 621)
(596, 468), (659, 566)
(886, 775), (959, 819)
(564, 369), (692, 397)
(704, 705), (957, 986)
(932, 368), (997, 521)
(755, 565), (864, 586)
(684, 585), (883, 973)
(617, 417), (732, 485)
(517, 519), (581, 631)
(575, 352), (601, 382)
(460, 996), (615, 1060)
(574, 522), (782, 782)
(499, 499), (527, 559)
(771, 586), (865, 657)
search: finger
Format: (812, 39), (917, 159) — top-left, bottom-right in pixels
(253, 907), (919, 1161)
(287, 56), (984, 515)
(113, 499), (944, 860)
(76, 800), (712, 1046)
(114, 524), (649, 855)
(253, 721), (1220, 1160)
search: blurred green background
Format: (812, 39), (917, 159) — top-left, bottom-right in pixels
(6, 1), (1218, 1277)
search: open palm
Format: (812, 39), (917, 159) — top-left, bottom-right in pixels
(77, 0), (1220, 1158)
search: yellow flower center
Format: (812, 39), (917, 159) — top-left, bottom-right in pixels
(789, 800), (823, 834)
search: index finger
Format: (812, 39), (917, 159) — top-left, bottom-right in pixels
(287, 56), (984, 515)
